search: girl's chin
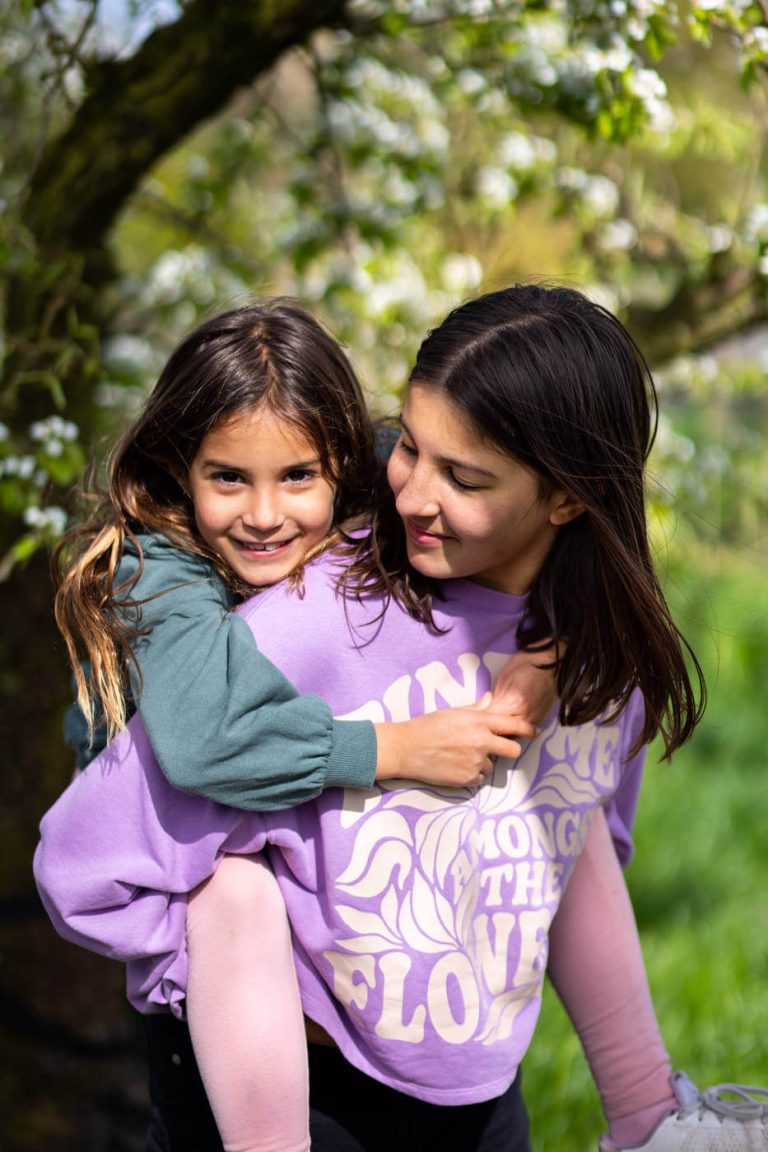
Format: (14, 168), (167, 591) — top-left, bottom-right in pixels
(406, 548), (449, 578)
(230, 555), (297, 586)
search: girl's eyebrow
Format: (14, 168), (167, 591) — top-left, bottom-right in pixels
(280, 457), (323, 470)
(200, 455), (322, 471)
(399, 414), (498, 479)
(198, 457), (243, 470)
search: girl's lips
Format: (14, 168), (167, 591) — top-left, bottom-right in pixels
(234, 537), (295, 556)
(405, 520), (450, 547)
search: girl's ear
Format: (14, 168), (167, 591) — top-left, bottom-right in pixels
(549, 491), (585, 526)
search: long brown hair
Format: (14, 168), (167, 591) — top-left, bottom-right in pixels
(55, 299), (377, 740)
(345, 284), (705, 759)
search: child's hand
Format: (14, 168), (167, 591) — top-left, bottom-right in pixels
(374, 706), (537, 788)
(492, 646), (559, 727)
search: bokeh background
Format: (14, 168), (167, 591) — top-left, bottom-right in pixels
(1, 2), (767, 1149)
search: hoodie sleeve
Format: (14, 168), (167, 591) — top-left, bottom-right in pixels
(33, 715), (269, 1015)
(104, 534), (376, 809)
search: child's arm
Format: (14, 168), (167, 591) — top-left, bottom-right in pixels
(92, 534), (532, 807)
(547, 806), (676, 1149)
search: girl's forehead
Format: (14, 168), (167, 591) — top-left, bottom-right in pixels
(221, 404), (307, 437)
(404, 383), (468, 427)
(404, 384), (494, 452)
(199, 405), (319, 459)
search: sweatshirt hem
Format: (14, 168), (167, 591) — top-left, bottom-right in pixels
(303, 1001), (519, 1106)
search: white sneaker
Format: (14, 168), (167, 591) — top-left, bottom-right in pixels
(598, 1071), (768, 1151)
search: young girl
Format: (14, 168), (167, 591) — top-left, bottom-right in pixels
(37, 287), (765, 1151)
(49, 297), (540, 1149)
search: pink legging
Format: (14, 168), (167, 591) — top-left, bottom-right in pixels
(185, 810), (675, 1151)
(186, 854), (310, 1152)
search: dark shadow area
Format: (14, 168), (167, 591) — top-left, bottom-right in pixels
(2, 902), (150, 1151)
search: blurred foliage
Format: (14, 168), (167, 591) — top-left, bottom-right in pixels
(3, 0), (768, 568)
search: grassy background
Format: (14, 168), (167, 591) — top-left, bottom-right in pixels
(524, 549), (768, 1149)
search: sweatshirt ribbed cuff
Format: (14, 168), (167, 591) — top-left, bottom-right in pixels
(325, 719), (377, 790)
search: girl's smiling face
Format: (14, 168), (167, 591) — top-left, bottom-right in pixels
(188, 406), (335, 587)
(387, 384), (582, 595)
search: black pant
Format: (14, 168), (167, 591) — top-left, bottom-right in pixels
(309, 1044), (531, 1152)
(143, 1015), (531, 1152)
(144, 1014), (221, 1152)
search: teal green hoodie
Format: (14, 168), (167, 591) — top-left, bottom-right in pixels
(64, 533), (376, 809)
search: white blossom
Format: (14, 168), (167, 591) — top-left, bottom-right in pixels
(693, 0), (747, 10)
(632, 68), (667, 102)
(523, 15), (567, 54)
(441, 253), (483, 293)
(696, 355), (720, 385)
(556, 167), (589, 192)
(707, 224), (733, 253)
(366, 264), (429, 318)
(499, 133), (537, 170)
(383, 169), (418, 207)
(745, 204), (768, 244)
(105, 333), (155, 373)
(476, 167), (518, 208)
(747, 26), (768, 55)
(22, 505), (68, 534)
(583, 175), (620, 218)
(187, 155), (209, 180)
(584, 283), (620, 314)
(599, 218), (638, 251)
(0, 455), (36, 479)
(29, 416), (78, 442)
(456, 68), (486, 95)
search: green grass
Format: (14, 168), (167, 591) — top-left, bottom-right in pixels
(523, 549), (768, 1150)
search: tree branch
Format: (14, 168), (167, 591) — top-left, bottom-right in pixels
(4, 0), (355, 415)
(627, 257), (768, 364)
(21, 0), (351, 251)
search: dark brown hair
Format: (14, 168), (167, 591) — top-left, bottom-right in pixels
(345, 283), (705, 759)
(54, 298), (377, 738)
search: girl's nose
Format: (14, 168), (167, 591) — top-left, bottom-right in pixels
(241, 490), (284, 532)
(394, 467), (440, 519)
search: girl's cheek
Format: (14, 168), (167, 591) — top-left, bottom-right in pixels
(461, 506), (493, 542)
(190, 497), (206, 531)
(320, 492), (336, 531)
(386, 453), (404, 496)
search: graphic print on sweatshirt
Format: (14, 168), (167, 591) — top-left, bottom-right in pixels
(310, 651), (623, 1053)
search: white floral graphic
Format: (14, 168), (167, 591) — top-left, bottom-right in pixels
(323, 704), (621, 1047)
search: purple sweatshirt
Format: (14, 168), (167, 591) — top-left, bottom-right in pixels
(35, 551), (644, 1105)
